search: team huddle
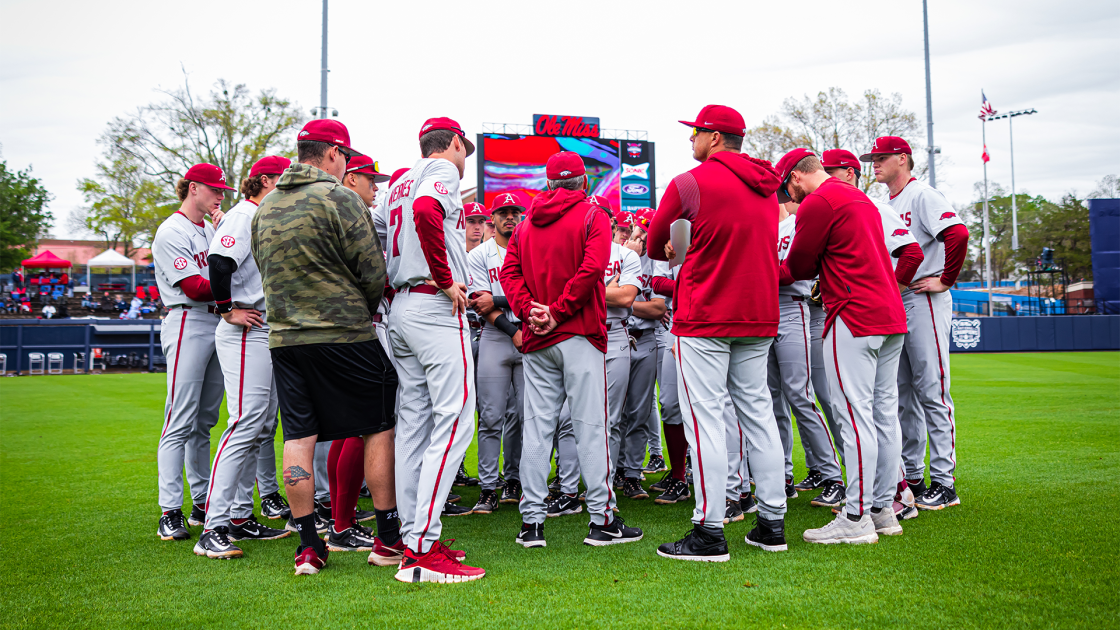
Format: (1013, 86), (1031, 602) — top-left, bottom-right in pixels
(152, 104), (968, 582)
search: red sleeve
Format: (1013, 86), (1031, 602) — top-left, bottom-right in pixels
(939, 224), (969, 287)
(778, 263), (795, 286)
(413, 196), (454, 289)
(498, 226), (531, 321)
(178, 275), (214, 302)
(651, 276), (674, 297)
(550, 209), (612, 325)
(893, 243), (924, 285)
(784, 195), (832, 280)
(646, 180), (681, 262)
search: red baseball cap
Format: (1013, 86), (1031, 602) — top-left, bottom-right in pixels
(615, 211), (635, 229)
(345, 155), (390, 183)
(774, 148), (818, 203)
(490, 190), (529, 213)
(633, 207), (655, 230)
(388, 167), (410, 189)
(184, 163), (235, 191)
(464, 202), (489, 219)
(298, 119), (361, 157)
(419, 117), (475, 157)
(860, 136), (912, 162)
(547, 152), (586, 180)
(249, 155), (291, 179)
(678, 104), (747, 136)
(586, 194), (613, 216)
(821, 149), (861, 173)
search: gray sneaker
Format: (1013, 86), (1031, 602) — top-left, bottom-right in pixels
(870, 508), (903, 536)
(802, 513), (878, 545)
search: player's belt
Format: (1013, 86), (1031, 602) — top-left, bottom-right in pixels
(779, 295), (807, 302)
(468, 320), (482, 329)
(371, 313), (383, 323)
(403, 284), (441, 296)
(171, 304), (218, 314)
(631, 329), (646, 340)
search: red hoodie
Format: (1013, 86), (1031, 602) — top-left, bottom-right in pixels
(648, 151), (781, 338)
(500, 188), (612, 354)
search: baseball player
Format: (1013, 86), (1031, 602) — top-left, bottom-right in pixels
(192, 156), (294, 559)
(647, 105), (787, 560)
(634, 209), (668, 476)
(648, 260), (691, 505)
(384, 117), (484, 583)
(467, 192), (528, 513)
(500, 151), (644, 549)
(154, 163), (230, 542)
(603, 208), (642, 489)
(777, 148), (908, 544)
(465, 202), (487, 253)
(862, 137), (969, 510)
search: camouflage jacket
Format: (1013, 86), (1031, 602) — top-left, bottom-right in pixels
(251, 163), (386, 348)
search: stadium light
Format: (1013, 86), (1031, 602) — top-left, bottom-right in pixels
(984, 108), (1038, 250)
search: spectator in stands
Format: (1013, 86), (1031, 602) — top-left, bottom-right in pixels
(57, 301), (69, 319)
(114, 294), (127, 313)
(11, 268), (23, 289)
(4, 298), (16, 313)
(81, 295), (92, 309)
(128, 296), (142, 319)
(42, 303), (57, 319)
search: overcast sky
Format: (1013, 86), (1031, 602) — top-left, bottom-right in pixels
(2, 0), (1117, 239)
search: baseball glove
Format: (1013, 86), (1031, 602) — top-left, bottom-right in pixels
(808, 280), (822, 307)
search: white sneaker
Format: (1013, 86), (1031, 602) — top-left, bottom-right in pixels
(802, 513), (879, 545)
(870, 508), (903, 535)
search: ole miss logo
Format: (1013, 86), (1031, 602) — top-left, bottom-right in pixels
(434, 182), (449, 195)
(173, 257), (188, 270)
(891, 229), (910, 237)
(220, 235), (236, 248)
(940, 212), (957, 220)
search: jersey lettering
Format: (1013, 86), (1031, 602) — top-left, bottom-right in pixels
(193, 250), (209, 268)
(390, 207), (403, 257)
(604, 260), (621, 277)
(778, 235), (791, 252)
(455, 210), (465, 230)
(489, 268), (499, 283)
(901, 211), (912, 227)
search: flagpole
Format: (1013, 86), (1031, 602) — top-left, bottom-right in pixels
(982, 92), (993, 313)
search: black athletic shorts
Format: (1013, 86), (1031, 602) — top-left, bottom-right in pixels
(271, 339), (398, 442)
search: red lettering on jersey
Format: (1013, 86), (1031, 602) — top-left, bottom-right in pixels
(901, 211), (912, 227)
(389, 207), (403, 257)
(891, 228), (910, 237)
(604, 260), (621, 277)
(939, 212), (957, 220)
(489, 268), (499, 283)
(193, 250), (209, 268)
(388, 180), (415, 206)
(455, 210), (465, 230)
(777, 235), (791, 252)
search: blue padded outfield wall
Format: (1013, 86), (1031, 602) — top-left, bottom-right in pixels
(947, 315), (1119, 353)
(1089, 198), (1119, 314)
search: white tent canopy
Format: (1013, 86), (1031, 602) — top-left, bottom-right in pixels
(86, 249), (136, 290)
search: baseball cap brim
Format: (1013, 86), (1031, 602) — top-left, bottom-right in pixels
(859, 151), (895, 162)
(776, 180), (791, 204)
(462, 135), (475, 158)
(191, 179), (235, 192)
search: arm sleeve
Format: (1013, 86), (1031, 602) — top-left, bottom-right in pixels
(498, 227), (531, 321)
(778, 263), (795, 287)
(340, 200), (387, 311)
(893, 243), (924, 285)
(550, 209), (612, 325)
(650, 276), (674, 297)
(493, 295), (510, 309)
(784, 196), (833, 280)
(178, 275), (214, 302)
(206, 254), (237, 306)
(938, 224), (970, 287)
(646, 180), (682, 262)
(413, 196), (454, 289)
(493, 314), (520, 338)
(617, 249), (642, 289)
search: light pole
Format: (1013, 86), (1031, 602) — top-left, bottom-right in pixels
(922, 0), (938, 188)
(309, 0), (337, 119)
(982, 115), (992, 311)
(984, 108), (1038, 250)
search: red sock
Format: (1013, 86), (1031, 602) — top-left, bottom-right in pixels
(330, 437), (365, 531)
(327, 439), (342, 512)
(664, 423), (687, 481)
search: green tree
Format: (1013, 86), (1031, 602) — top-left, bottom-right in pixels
(73, 144), (169, 259)
(1087, 174), (1118, 199)
(0, 158), (53, 270)
(959, 183), (1057, 284)
(1018, 193), (1093, 281)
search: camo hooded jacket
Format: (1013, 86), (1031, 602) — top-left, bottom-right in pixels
(251, 163), (386, 348)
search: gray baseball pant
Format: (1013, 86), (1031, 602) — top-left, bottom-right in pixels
(314, 441), (330, 504)
(605, 324), (631, 475)
(204, 319), (279, 529)
(619, 329), (657, 478)
(724, 396), (750, 502)
(898, 288), (957, 486)
(520, 335), (615, 526)
(824, 315), (905, 516)
(657, 332), (683, 427)
(476, 327), (524, 490)
(555, 404), (580, 494)
(157, 307), (223, 512)
(675, 335), (785, 528)
(809, 303), (844, 462)
(501, 392), (522, 481)
(254, 420), (280, 498)
(389, 290), (477, 554)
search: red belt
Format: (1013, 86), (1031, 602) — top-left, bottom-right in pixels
(371, 313), (383, 323)
(780, 295), (806, 302)
(173, 304), (218, 314)
(404, 284), (441, 296)
(469, 321), (482, 329)
(631, 329), (646, 339)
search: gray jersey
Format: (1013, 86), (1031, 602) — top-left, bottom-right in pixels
(875, 199), (918, 267)
(385, 158), (468, 290)
(651, 259), (675, 311)
(209, 200), (265, 310)
(628, 254), (658, 331)
(604, 242), (642, 324)
(467, 238), (519, 322)
(888, 179), (964, 279)
(777, 215), (813, 297)
(372, 188), (389, 254)
(153, 211), (216, 307)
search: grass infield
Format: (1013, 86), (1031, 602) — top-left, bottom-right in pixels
(0, 351), (1117, 628)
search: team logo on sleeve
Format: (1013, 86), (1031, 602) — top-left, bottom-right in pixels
(434, 182), (449, 195)
(173, 257), (188, 270)
(891, 229), (910, 236)
(940, 212), (957, 220)
(220, 235), (236, 248)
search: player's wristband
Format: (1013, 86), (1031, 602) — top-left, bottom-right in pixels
(494, 314), (520, 338)
(215, 301), (234, 314)
(493, 295), (510, 310)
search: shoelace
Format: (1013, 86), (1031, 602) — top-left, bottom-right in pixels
(212, 527), (234, 547)
(167, 511), (187, 530)
(435, 539), (464, 563)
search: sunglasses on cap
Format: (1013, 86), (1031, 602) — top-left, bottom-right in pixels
(691, 127), (716, 138)
(347, 160), (380, 174)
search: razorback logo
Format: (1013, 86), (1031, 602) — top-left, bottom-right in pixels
(173, 257), (188, 270)
(434, 181), (449, 195)
(891, 229), (910, 236)
(940, 212), (957, 220)
(499, 193), (518, 207)
(220, 235), (236, 248)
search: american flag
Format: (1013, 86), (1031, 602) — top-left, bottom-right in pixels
(979, 91), (996, 121)
(982, 144), (991, 163)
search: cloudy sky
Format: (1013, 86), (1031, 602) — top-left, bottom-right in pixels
(2, 0), (1117, 238)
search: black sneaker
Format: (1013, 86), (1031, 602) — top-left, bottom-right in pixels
(656, 525), (729, 562)
(740, 493), (758, 514)
(355, 508), (375, 523)
(229, 515), (291, 541)
(260, 492), (291, 520)
(622, 477), (649, 500)
(685, 456), (694, 486)
(443, 501), (472, 516)
(500, 479), (523, 504)
(326, 521), (377, 552)
(447, 493), (462, 504)
(158, 509), (190, 541)
(359, 485), (371, 499)
(649, 471), (674, 493)
(654, 478), (690, 504)
(745, 516), (788, 552)
(916, 481), (960, 510)
(907, 478), (928, 498)
(193, 526), (242, 558)
(612, 471), (625, 490)
(516, 522), (546, 548)
(314, 501), (332, 523)
(794, 469), (825, 491)
(285, 512), (330, 535)
(724, 498), (744, 524)
(188, 505), (206, 527)
(810, 480), (845, 508)
(785, 478), (798, 499)
(643, 454), (668, 474)
(454, 463), (479, 487)
(578, 490), (586, 502)
(496, 476), (508, 489)
(584, 516), (643, 546)
(471, 489), (500, 514)
(548, 476), (561, 496)
(546, 493), (582, 517)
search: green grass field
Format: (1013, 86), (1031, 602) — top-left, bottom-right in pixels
(1, 352), (1117, 629)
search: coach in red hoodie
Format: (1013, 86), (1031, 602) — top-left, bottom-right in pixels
(647, 105), (787, 561)
(500, 152), (645, 549)
(775, 148), (908, 546)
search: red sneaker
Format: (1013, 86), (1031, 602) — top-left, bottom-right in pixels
(294, 545), (328, 575)
(368, 537), (406, 566)
(394, 541), (484, 583)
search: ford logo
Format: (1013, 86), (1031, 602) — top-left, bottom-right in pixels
(622, 183), (649, 195)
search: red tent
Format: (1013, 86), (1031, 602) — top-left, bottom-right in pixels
(21, 250), (72, 268)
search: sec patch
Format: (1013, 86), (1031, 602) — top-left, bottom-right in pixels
(220, 235), (236, 248)
(434, 182), (449, 195)
(173, 257), (188, 270)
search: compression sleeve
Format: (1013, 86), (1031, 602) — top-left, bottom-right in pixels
(493, 295), (510, 310)
(650, 276), (674, 297)
(206, 254), (238, 306)
(893, 243), (924, 286)
(178, 275), (214, 302)
(939, 224), (970, 287)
